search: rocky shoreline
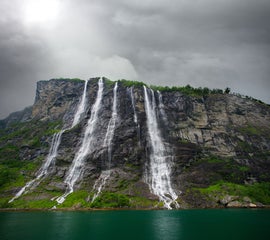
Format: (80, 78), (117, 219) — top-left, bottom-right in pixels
(1, 204), (270, 212)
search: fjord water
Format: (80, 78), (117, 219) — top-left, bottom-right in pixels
(1, 209), (269, 240)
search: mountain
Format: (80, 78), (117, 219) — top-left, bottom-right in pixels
(0, 77), (270, 209)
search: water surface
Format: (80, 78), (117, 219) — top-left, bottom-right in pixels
(0, 209), (269, 240)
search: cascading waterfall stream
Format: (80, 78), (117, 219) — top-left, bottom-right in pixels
(157, 91), (168, 124)
(72, 80), (88, 127)
(143, 86), (179, 209)
(91, 82), (118, 202)
(56, 78), (104, 204)
(102, 82), (118, 168)
(91, 170), (111, 203)
(129, 86), (138, 124)
(9, 80), (89, 203)
(128, 86), (141, 145)
(9, 130), (64, 203)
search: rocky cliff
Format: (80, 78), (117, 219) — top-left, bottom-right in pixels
(0, 77), (270, 209)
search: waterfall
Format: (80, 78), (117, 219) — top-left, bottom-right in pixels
(157, 91), (168, 124)
(56, 78), (104, 204)
(37, 131), (64, 176)
(128, 86), (141, 145)
(8, 179), (36, 203)
(103, 82), (118, 168)
(72, 80), (88, 127)
(129, 86), (138, 124)
(91, 82), (118, 201)
(9, 130), (64, 203)
(143, 86), (179, 209)
(9, 80), (89, 203)
(91, 170), (111, 203)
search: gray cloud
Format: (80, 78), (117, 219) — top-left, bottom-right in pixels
(1, 0), (270, 119)
(0, 0), (54, 118)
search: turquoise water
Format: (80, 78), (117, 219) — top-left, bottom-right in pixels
(0, 209), (269, 240)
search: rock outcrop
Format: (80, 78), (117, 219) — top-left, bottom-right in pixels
(0, 77), (269, 209)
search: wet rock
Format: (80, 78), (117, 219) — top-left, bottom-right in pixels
(246, 203), (257, 208)
(227, 201), (242, 208)
(219, 195), (239, 205)
(243, 196), (252, 203)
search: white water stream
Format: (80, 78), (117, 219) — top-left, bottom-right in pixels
(56, 78), (104, 204)
(91, 82), (118, 201)
(128, 86), (141, 146)
(72, 80), (88, 127)
(91, 170), (111, 202)
(9, 80), (89, 203)
(9, 130), (64, 203)
(143, 86), (179, 209)
(102, 82), (118, 168)
(157, 91), (168, 124)
(129, 86), (138, 124)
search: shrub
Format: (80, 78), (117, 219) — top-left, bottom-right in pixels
(90, 192), (130, 208)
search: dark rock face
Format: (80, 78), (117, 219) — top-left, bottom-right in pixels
(0, 106), (32, 128)
(1, 77), (270, 209)
(32, 79), (86, 124)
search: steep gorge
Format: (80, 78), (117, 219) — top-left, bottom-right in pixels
(0, 77), (270, 209)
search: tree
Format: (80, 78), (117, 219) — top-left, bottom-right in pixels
(225, 87), (231, 94)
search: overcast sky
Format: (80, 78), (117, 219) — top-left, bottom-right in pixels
(1, 0), (270, 119)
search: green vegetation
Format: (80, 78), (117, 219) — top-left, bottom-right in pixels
(119, 79), (146, 88)
(238, 93), (268, 105)
(0, 165), (18, 188)
(54, 78), (84, 83)
(0, 190), (163, 209)
(224, 87), (231, 94)
(0, 198), (11, 208)
(0, 120), (62, 142)
(178, 139), (190, 144)
(239, 166), (249, 172)
(89, 192), (162, 209)
(103, 77), (227, 97)
(238, 125), (262, 136)
(90, 192), (130, 208)
(60, 190), (90, 208)
(11, 198), (56, 209)
(150, 84), (224, 97)
(0, 120), (62, 192)
(103, 78), (115, 87)
(237, 141), (254, 153)
(203, 155), (224, 163)
(187, 155), (252, 184)
(197, 181), (270, 204)
(102, 77), (268, 103)
(194, 155), (237, 165)
(129, 196), (162, 208)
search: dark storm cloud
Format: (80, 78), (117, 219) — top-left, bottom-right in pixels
(95, 0), (270, 98)
(0, 0), (270, 118)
